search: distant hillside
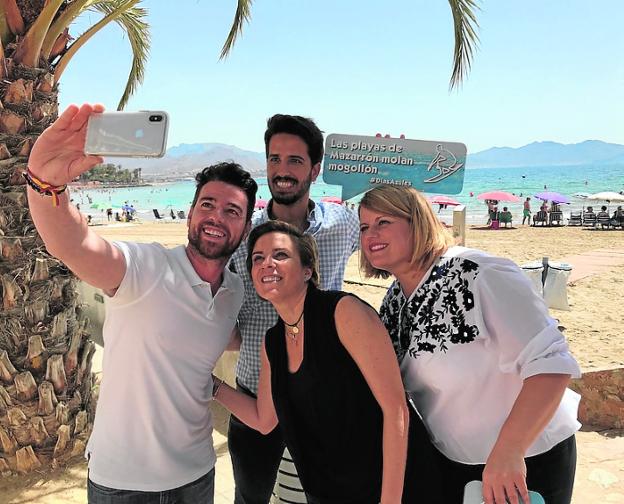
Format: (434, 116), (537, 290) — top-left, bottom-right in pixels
(109, 139), (624, 178)
(468, 140), (624, 168)
(110, 143), (266, 179)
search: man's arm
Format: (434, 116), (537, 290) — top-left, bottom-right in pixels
(226, 325), (242, 351)
(27, 103), (126, 292)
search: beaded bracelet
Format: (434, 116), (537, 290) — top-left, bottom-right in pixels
(23, 169), (67, 207)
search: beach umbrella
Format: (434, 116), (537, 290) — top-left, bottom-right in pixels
(476, 191), (521, 203)
(255, 198), (268, 209)
(321, 196), (342, 204)
(534, 191), (570, 204)
(586, 191), (624, 202)
(429, 195), (461, 206)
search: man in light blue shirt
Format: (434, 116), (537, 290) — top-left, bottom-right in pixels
(228, 114), (359, 503)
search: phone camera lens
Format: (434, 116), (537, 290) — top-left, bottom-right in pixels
(149, 115), (163, 122)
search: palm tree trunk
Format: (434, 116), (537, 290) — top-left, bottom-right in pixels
(0, 62), (96, 474)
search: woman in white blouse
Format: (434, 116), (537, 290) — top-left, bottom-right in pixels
(358, 185), (581, 504)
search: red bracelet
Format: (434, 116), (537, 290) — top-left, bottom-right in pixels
(23, 169), (67, 207)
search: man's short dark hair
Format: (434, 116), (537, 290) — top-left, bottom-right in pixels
(191, 162), (258, 221)
(264, 114), (324, 165)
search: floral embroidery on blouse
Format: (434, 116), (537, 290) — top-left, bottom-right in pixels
(380, 257), (480, 362)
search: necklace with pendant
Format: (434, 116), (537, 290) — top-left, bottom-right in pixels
(284, 309), (305, 344)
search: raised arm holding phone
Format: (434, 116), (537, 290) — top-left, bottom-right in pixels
(27, 103), (258, 504)
(27, 103), (125, 292)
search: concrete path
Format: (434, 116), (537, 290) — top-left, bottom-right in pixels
(557, 248), (624, 284)
(573, 428), (624, 503)
(209, 417), (624, 504)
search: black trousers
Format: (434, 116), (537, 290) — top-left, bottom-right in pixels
(439, 435), (577, 503)
(228, 383), (286, 504)
(228, 390), (447, 504)
(403, 403), (446, 504)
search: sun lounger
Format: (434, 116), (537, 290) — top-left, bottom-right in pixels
(499, 212), (513, 227)
(152, 209), (163, 220)
(582, 213), (597, 227)
(596, 214), (612, 229)
(532, 211), (548, 226)
(567, 211), (582, 226)
(549, 211), (563, 226)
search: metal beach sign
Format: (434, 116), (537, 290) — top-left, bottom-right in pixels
(322, 133), (466, 200)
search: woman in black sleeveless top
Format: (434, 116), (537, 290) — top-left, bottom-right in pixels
(213, 220), (410, 503)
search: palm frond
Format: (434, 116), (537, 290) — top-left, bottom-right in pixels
(12, 0), (64, 67)
(0, 4), (14, 45)
(41, 0), (94, 60)
(448, 0), (480, 90)
(90, 0), (150, 109)
(0, 38), (5, 77)
(1, 0), (24, 36)
(54, 0), (149, 111)
(220, 0), (253, 60)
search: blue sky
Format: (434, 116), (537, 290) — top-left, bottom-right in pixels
(59, 1), (623, 154)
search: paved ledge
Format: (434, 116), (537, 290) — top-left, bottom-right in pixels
(571, 367), (624, 429)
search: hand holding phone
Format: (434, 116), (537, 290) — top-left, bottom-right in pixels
(463, 481), (545, 504)
(28, 103), (106, 187)
(84, 111), (169, 157)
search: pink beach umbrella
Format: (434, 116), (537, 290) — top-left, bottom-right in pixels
(254, 198), (268, 209)
(476, 191), (521, 203)
(321, 196), (342, 204)
(429, 195), (461, 206)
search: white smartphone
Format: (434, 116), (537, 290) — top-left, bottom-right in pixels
(463, 480), (545, 504)
(84, 111), (169, 157)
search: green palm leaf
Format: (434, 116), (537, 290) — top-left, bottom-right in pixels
(448, 0), (480, 90)
(220, 0), (480, 89)
(12, 0), (64, 66)
(219, 0), (253, 60)
(41, 0), (95, 60)
(54, 0), (149, 110)
(90, 0), (150, 109)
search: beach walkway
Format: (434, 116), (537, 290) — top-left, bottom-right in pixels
(560, 248), (624, 284)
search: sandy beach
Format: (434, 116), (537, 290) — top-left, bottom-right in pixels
(1, 220), (622, 503)
(90, 220), (624, 370)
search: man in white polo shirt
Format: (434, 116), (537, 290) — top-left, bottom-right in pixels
(26, 104), (258, 504)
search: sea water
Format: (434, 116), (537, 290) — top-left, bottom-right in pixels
(74, 163), (624, 224)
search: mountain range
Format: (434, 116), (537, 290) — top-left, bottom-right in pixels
(113, 140), (624, 179)
(466, 140), (624, 168)
(114, 143), (267, 179)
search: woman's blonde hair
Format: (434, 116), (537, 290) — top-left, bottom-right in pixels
(358, 185), (456, 279)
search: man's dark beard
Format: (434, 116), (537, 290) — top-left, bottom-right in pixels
(187, 229), (243, 260)
(270, 173), (312, 206)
